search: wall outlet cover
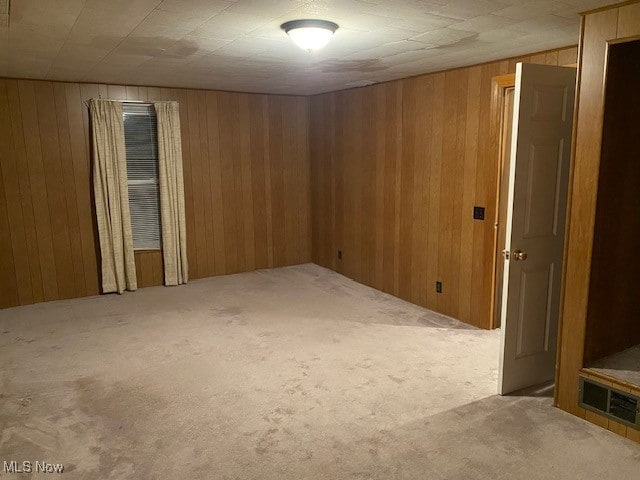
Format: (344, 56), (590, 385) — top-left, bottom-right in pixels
(473, 206), (485, 220)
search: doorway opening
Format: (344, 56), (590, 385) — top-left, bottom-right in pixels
(491, 74), (515, 330)
(582, 39), (640, 389)
(491, 64), (577, 395)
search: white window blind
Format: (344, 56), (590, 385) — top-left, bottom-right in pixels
(123, 103), (161, 250)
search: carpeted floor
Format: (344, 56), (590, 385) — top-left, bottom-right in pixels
(589, 344), (640, 387)
(1, 264), (638, 479)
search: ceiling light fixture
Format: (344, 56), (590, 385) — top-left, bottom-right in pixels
(281, 19), (339, 52)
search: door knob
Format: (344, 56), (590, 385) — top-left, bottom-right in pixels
(512, 249), (527, 261)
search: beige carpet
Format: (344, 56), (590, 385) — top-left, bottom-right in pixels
(0, 264), (638, 479)
(589, 344), (640, 386)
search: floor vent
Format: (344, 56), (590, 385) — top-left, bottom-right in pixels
(579, 376), (639, 429)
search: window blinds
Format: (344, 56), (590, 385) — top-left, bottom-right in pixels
(123, 104), (161, 250)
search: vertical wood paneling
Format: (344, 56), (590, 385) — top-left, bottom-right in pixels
(35, 82), (76, 300)
(311, 92), (337, 272)
(0, 80), (31, 305)
(281, 97), (297, 267)
(333, 93), (344, 276)
(309, 46), (578, 329)
(399, 79), (416, 301)
(231, 95), (247, 272)
(459, 66), (481, 323)
(426, 74), (444, 309)
(328, 94), (337, 272)
(239, 94), (255, 271)
(0, 82), (19, 305)
(380, 83), (402, 296)
(197, 90), (215, 278)
(218, 93), (239, 273)
(556, 1), (640, 444)
(53, 83), (86, 298)
(557, 9), (619, 416)
(1, 46), (574, 315)
(558, 47), (579, 65)
(360, 88), (376, 288)
(617, 1), (640, 36)
(0, 79), (311, 308)
(262, 97), (274, 268)
(249, 95), (268, 270)
(187, 90), (205, 278)
(343, 89), (363, 281)
(544, 50), (560, 65)
(6, 80), (45, 303)
(310, 98), (321, 268)
(18, 80), (59, 301)
(296, 96), (311, 266)
(205, 91), (226, 275)
(373, 86), (385, 290)
(0, 166), (18, 305)
(268, 96), (286, 268)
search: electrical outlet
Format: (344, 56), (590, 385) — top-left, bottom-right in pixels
(473, 206), (485, 221)
(436, 281), (442, 293)
(337, 250), (343, 260)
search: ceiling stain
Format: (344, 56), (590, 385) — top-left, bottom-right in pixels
(315, 58), (388, 74)
(434, 33), (480, 50)
(95, 36), (201, 59)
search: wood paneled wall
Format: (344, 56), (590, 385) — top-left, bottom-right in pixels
(556, 0), (640, 444)
(310, 46), (578, 329)
(0, 46), (578, 313)
(584, 38), (640, 364)
(0, 79), (310, 308)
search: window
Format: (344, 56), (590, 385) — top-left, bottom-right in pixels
(123, 104), (161, 250)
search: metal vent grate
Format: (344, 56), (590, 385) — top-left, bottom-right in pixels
(579, 376), (639, 429)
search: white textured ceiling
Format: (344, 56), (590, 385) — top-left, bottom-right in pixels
(0, 0), (618, 95)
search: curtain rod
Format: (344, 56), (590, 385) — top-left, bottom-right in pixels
(84, 98), (161, 108)
(93, 99), (155, 105)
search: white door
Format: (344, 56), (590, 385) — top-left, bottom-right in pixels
(498, 63), (576, 395)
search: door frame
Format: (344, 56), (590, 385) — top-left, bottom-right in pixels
(489, 73), (516, 330)
(492, 65), (579, 395)
(556, 32), (640, 413)
(489, 64), (577, 335)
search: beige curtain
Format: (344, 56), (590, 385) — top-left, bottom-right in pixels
(90, 99), (137, 294)
(155, 101), (188, 285)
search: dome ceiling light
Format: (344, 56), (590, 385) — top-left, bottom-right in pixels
(280, 19), (339, 52)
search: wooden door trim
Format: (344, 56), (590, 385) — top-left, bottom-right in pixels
(554, 15), (587, 408)
(580, 0), (640, 16)
(493, 73), (516, 88)
(607, 34), (640, 45)
(555, 28), (640, 410)
(488, 74), (516, 330)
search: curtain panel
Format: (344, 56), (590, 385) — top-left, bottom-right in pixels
(155, 101), (188, 286)
(89, 99), (138, 294)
